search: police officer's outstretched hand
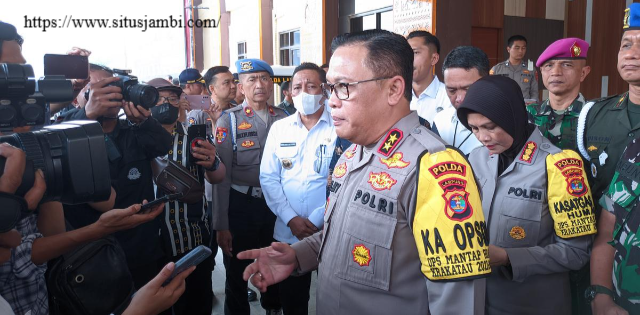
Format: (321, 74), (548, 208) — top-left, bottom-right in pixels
(238, 242), (297, 292)
(84, 77), (123, 120)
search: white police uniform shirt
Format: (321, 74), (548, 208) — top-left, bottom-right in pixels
(433, 106), (483, 155)
(260, 107), (337, 244)
(409, 75), (452, 126)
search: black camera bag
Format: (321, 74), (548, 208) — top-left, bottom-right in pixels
(47, 235), (133, 315)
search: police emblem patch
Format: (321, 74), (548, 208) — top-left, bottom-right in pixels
(241, 140), (255, 148)
(344, 145), (357, 159)
(127, 167), (141, 180)
(563, 168), (588, 197)
(352, 244), (372, 267)
(509, 226), (526, 240)
(238, 121), (252, 130)
(429, 161), (466, 178)
(333, 162), (347, 178)
(379, 152), (410, 169)
(377, 129), (403, 157)
(519, 141), (537, 163)
(440, 178), (473, 221)
(216, 127), (228, 144)
(367, 172), (397, 191)
(240, 61), (254, 71)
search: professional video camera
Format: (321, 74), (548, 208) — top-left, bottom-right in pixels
(108, 69), (158, 109)
(0, 120), (112, 206)
(0, 63), (74, 130)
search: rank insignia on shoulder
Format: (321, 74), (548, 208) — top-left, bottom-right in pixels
(380, 152), (410, 169)
(367, 172), (397, 191)
(238, 121), (252, 130)
(241, 140), (255, 148)
(333, 162), (347, 178)
(587, 145), (598, 152)
(244, 107), (254, 117)
(377, 128), (403, 157)
(216, 127), (228, 144)
(352, 244), (372, 267)
(268, 106), (276, 116)
(519, 141), (537, 163)
(509, 226), (526, 240)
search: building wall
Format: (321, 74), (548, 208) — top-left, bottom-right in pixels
(227, 0), (261, 72)
(200, 0), (223, 71)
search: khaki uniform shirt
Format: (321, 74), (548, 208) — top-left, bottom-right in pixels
(490, 60), (539, 102)
(211, 102), (286, 230)
(470, 129), (592, 315)
(291, 112), (486, 315)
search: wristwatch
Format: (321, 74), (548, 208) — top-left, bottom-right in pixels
(205, 154), (220, 172)
(584, 285), (615, 303)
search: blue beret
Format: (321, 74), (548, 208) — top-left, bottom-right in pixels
(624, 3), (640, 31)
(235, 59), (274, 77)
(179, 68), (205, 85)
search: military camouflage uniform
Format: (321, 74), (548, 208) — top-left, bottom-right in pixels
(600, 136), (640, 313)
(527, 94), (585, 150)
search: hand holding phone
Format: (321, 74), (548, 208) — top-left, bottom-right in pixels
(183, 95), (211, 111)
(139, 193), (183, 213)
(163, 245), (212, 285)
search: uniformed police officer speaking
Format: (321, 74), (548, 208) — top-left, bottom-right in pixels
(238, 30), (489, 315)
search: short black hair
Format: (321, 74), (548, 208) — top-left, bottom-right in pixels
(331, 29), (414, 101)
(203, 66), (230, 87)
(442, 46), (490, 77)
(280, 80), (290, 91)
(292, 62), (327, 84)
(507, 35), (527, 47)
(406, 30), (441, 54)
(320, 63), (329, 68)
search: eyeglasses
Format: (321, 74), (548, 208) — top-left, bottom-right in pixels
(157, 96), (180, 105)
(321, 77), (392, 100)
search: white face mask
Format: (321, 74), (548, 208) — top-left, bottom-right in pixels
(292, 92), (324, 115)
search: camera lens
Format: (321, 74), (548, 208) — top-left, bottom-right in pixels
(127, 84), (158, 110)
(0, 121), (112, 204)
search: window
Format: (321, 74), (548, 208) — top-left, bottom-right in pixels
(279, 30), (300, 66)
(238, 42), (247, 60)
(350, 7), (393, 32)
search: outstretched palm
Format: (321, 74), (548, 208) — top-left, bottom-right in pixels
(238, 242), (298, 292)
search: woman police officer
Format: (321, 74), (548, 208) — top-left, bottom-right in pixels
(457, 75), (596, 315)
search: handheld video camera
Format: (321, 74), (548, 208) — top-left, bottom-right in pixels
(0, 63), (74, 130)
(0, 120), (111, 205)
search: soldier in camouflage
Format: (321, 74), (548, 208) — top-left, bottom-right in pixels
(527, 38), (591, 151)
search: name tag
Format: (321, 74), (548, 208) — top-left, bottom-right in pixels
(280, 142), (296, 147)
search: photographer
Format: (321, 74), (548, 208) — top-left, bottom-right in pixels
(147, 78), (224, 315)
(62, 73), (173, 288)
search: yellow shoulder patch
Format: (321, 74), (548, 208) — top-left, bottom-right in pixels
(414, 148), (490, 282)
(546, 150), (597, 238)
